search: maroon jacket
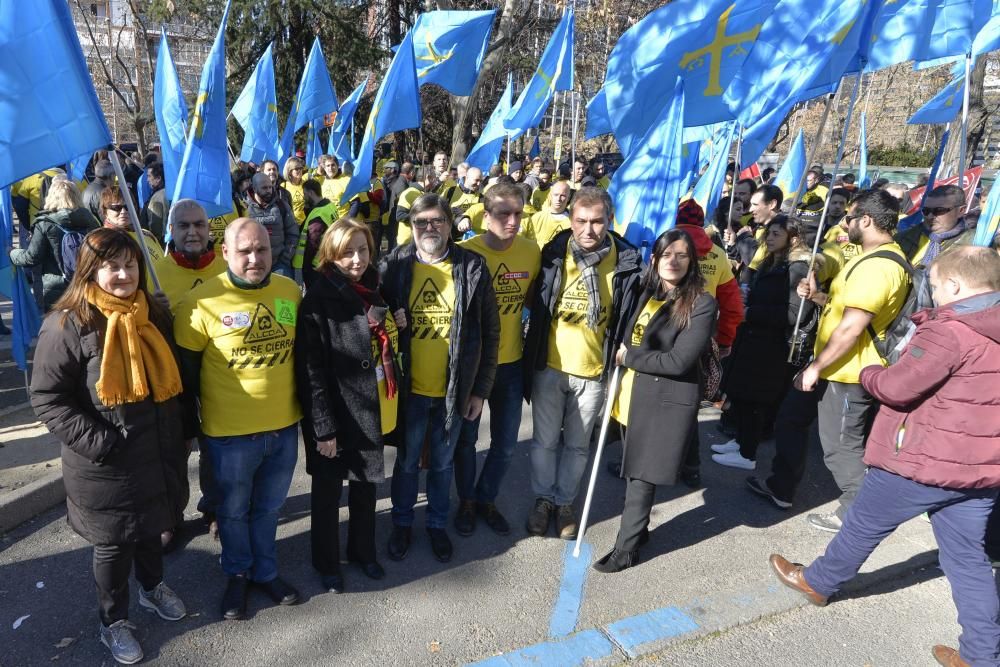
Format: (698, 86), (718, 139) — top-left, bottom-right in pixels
(861, 291), (1000, 489)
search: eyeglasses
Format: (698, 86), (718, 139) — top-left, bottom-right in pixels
(921, 206), (957, 217)
(106, 204), (126, 213)
(844, 213), (860, 225)
(412, 216), (448, 229)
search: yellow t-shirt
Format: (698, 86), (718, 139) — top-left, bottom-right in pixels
(522, 210), (570, 248)
(699, 244), (734, 298)
(395, 186), (425, 246)
(798, 184), (829, 210)
(597, 175), (611, 190)
(748, 226), (768, 270)
(282, 181), (306, 223)
(824, 224), (861, 264)
(814, 243), (910, 383)
(460, 235), (541, 364)
(374, 315), (400, 435)
(408, 259), (456, 397)
(460, 202), (488, 235)
(173, 273), (303, 437)
(153, 252), (227, 313)
(531, 187), (551, 212)
(320, 175), (351, 217)
(12, 169), (63, 224)
(612, 298), (667, 426)
(446, 187), (481, 217)
(547, 244), (617, 378)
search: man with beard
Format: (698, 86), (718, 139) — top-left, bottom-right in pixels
(246, 173), (299, 278)
(379, 194), (499, 564)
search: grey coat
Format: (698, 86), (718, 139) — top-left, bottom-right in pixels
(620, 290), (717, 486)
(246, 194), (300, 267)
(295, 267), (392, 482)
(379, 241), (500, 432)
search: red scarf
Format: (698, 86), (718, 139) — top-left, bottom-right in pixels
(170, 249), (216, 270)
(350, 278), (398, 399)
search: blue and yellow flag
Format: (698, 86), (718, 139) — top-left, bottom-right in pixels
(857, 111), (870, 189)
(528, 135), (540, 159)
(0, 0), (112, 188)
(867, 0), (991, 72)
(898, 129), (950, 233)
(411, 10), (496, 96)
(231, 43), (279, 165)
(342, 30), (421, 204)
(973, 9), (1000, 56)
(609, 78), (686, 255)
(585, 87), (612, 140)
(604, 0), (770, 156)
(691, 122), (737, 220)
(974, 173), (1000, 248)
(327, 80), (367, 163)
(724, 0), (864, 128)
(305, 119), (324, 169)
(154, 30), (188, 199)
(172, 0), (233, 218)
(503, 8), (574, 138)
(773, 129), (806, 201)
(740, 96), (797, 169)
(0, 188), (40, 371)
(279, 38), (338, 162)
(466, 76), (513, 173)
(907, 71), (965, 125)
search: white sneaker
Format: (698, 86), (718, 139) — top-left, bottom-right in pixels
(712, 451), (756, 470)
(710, 439), (740, 454)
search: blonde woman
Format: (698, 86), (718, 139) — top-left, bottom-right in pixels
(282, 156), (308, 224)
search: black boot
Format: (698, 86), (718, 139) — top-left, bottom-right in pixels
(592, 548), (639, 573)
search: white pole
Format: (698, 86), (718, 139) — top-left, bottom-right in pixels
(788, 72), (863, 361)
(957, 53), (973, 190)
(790, 92), (836, 212)
(574, 365), (622, 558)
(571, 91), (579, 172)
(108, 149), (161, 291)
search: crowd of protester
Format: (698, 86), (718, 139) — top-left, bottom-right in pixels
(7, 146), (1000, 666)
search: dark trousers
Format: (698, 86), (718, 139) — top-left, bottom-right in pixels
(816, 381), (876, 518)
(804, 467), (1000, 666)
(986, 502), (1000, 561)
(766, 385), (822, 503)
(93, 537), (163, 625)
(311, 472), (377, 574)
(615, 477), (656, 552)
(734, 399), (768, 461)
(683, 414), (700, 472)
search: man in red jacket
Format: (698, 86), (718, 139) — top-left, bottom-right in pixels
(769, 245), (1000, 667)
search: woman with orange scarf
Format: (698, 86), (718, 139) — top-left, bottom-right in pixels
(29, 229), (191, 665)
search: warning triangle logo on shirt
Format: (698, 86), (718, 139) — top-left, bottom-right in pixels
(243, 302), (287, 344)
(411, 278), (452, 314)
(493, 262), (523, 295)
(632, 312), (652, 345)
(562, 275), (590, 304)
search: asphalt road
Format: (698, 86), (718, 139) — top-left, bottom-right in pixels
(0, 403), (974, 666)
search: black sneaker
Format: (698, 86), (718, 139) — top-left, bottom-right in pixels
(256, 576), (299, 606)
(680, 466), (701, 489)
(387, 525), (411, 561)
(454, 500), (476, 536)
(745, 476), (792, 509)
(221, 574), (248, 620)
(426, 527), (453, 563)
(477, 502), (510, 535)
(526, 497), (555, 535)
(556, 505), (578, 540)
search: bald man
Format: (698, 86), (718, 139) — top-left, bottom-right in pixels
(174, 218), (303, 621)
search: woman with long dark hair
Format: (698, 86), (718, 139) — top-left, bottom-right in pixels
(712, 217), (821, 470)
(29, 229), (190, 664)
(295, 218), (403, 593)
(594, 228), (718, 573)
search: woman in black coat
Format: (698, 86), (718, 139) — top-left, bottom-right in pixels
(594, 228), (718, 573)
(295, 218), (403, 593)
(29, 229), (190, 665)
(711, 217), (820, 470)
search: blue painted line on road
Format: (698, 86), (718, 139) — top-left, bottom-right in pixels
(548, 541), (592, 638)
(468, 629), (614, 667)
(604, 606), (699, 658)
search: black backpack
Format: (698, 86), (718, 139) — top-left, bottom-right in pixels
(58, 226), (87, 281)
(843, 249), (919, 365)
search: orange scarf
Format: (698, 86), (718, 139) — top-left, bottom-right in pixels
(85, 284), (182, 406)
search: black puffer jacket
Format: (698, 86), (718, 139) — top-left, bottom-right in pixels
(29, 310), (188, 545)
(295, 267), (394, 482)
(379, 241), (500, 432)
(9, 208), (99, 309)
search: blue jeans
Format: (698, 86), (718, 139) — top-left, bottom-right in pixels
(454, 361), (524, 504)
(391, 394), (460, 530)
(204, 424), (298, 582)
(805, 467), (1000, 666)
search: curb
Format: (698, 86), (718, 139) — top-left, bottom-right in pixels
(0, 400), (32, 419)
(0, 471), (65, 535)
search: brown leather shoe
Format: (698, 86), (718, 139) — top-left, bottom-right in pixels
(932, 645), (969, 667)
(768, 554), (828, 606)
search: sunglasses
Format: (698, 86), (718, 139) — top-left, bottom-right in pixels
(921, 206), (957, 217)
(106, 204), (126, 213)
(412, 216), (448, 229)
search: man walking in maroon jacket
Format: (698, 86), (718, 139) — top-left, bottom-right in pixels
(769, 245), (1000, 667)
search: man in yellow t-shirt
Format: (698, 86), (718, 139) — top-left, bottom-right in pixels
(530, 167), (555, 211)
(455, 184), (541, 535)
(789, 190), (911, 533)
(156, 200), (226, 312)
(521, 180), (571, 248)
(798, 168), (830, 212)
(378, 193), (499, 563)
(174, 218), (303, 618)
(395, 168), (440, 246)
(522, 187), (643, 540)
